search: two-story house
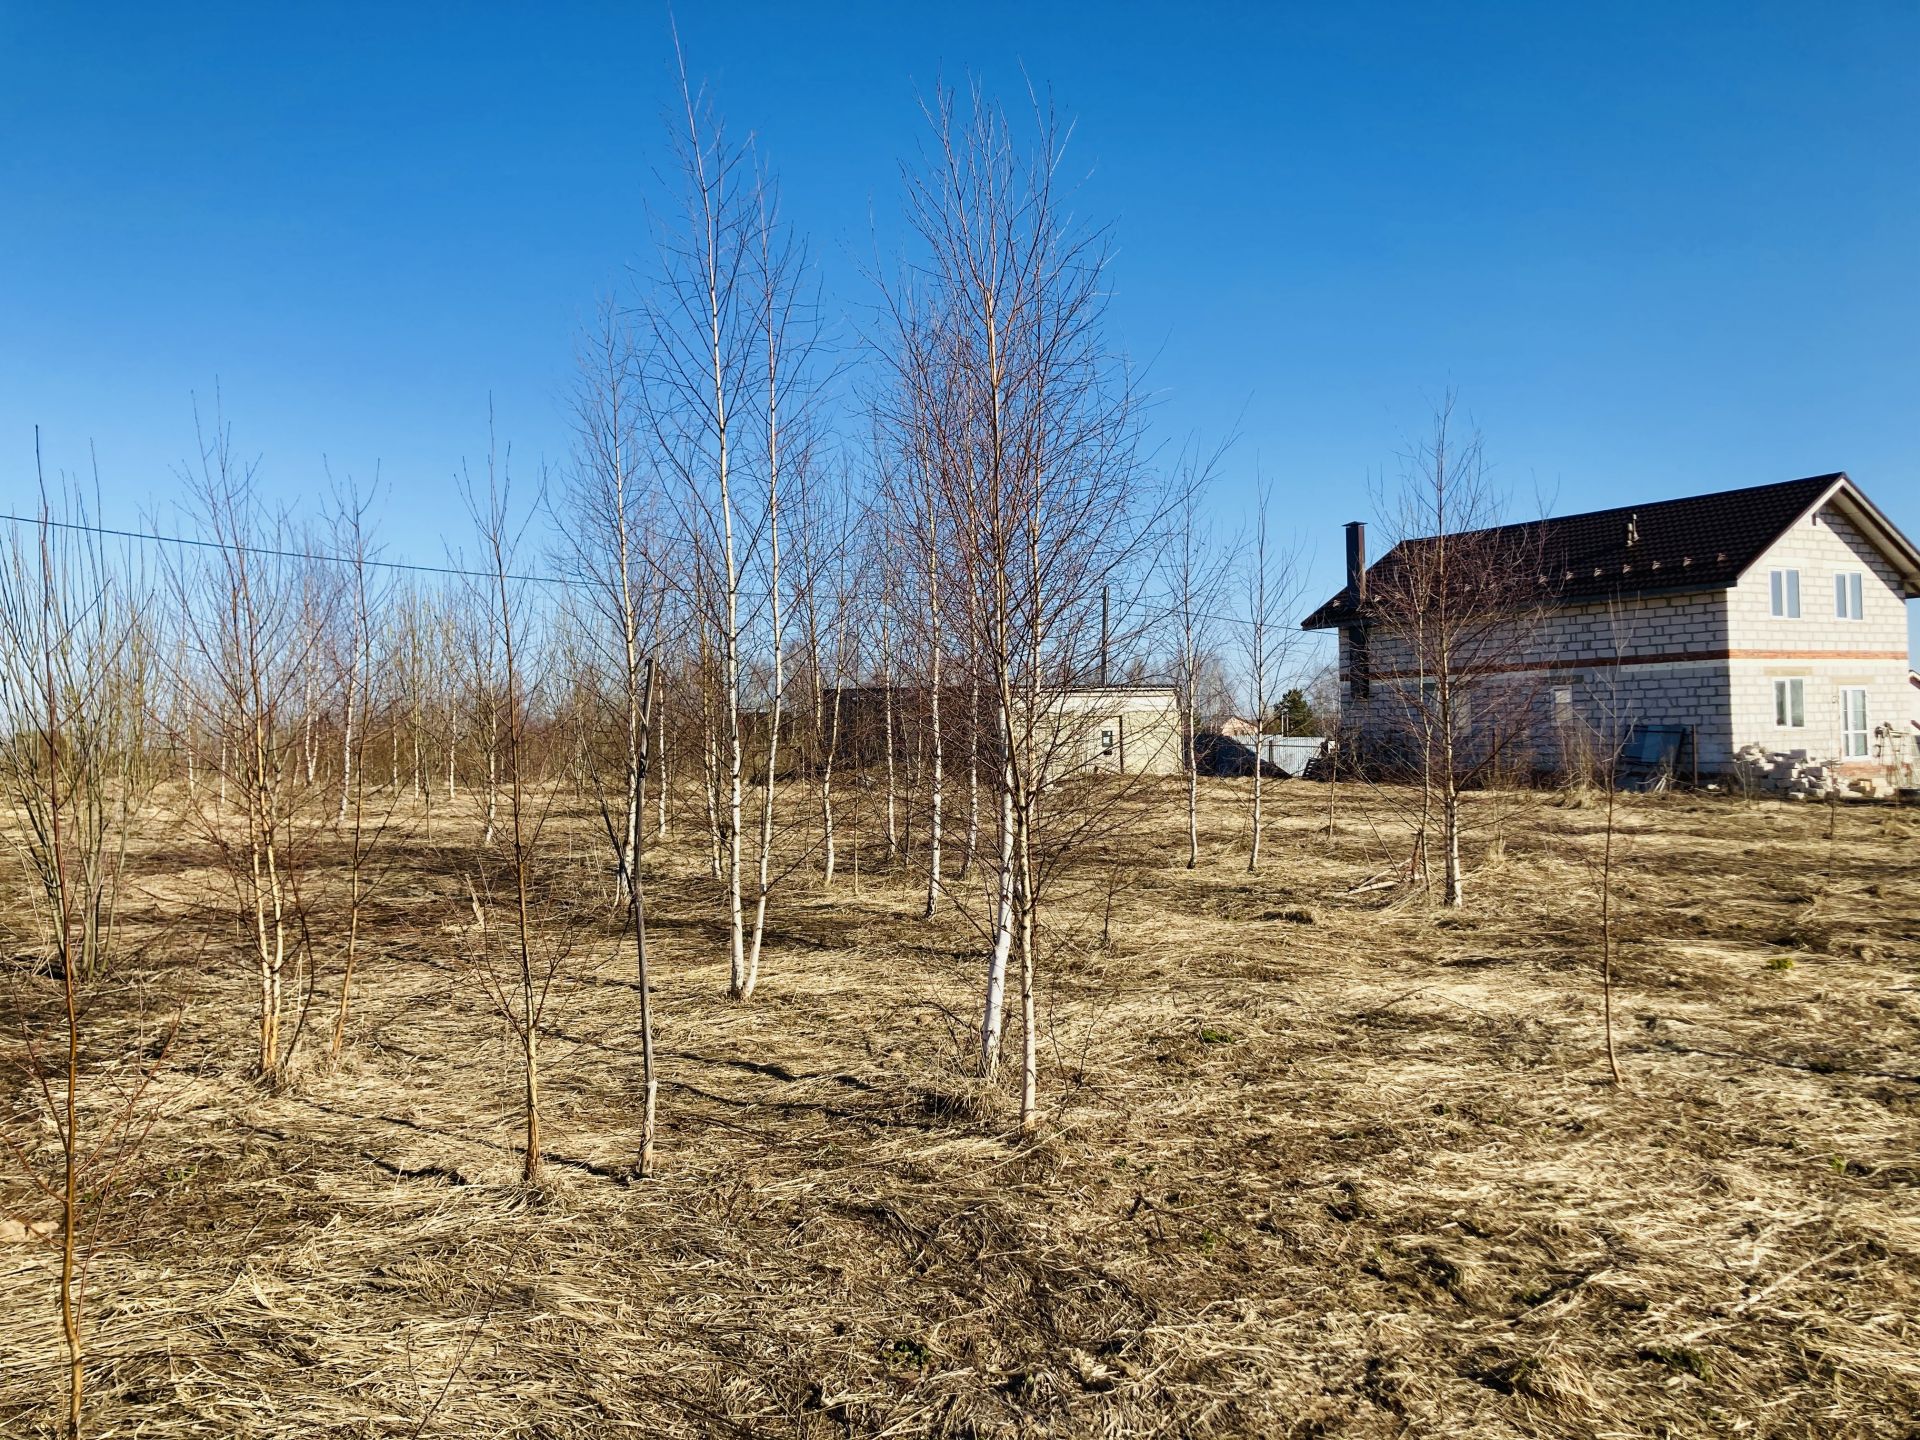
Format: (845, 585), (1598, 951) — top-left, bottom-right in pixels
(1301, 473), (1920, 781)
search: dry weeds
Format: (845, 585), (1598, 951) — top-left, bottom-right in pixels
(2, 780), (1917, 1437)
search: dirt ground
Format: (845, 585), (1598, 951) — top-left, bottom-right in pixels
(2, 777), (1917, 1438)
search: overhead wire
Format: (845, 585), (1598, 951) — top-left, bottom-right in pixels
(0, 508), (1316, 632)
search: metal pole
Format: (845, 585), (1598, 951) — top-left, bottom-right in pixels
(1100, 586), (1110, 686)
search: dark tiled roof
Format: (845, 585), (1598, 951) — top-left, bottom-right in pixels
(1302, 473), (1845, 629)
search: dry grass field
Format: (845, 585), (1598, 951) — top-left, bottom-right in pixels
(2, 778), (1918, 1438)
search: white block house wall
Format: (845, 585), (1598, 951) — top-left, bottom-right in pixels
(1724, 505), (1912, 771)
(1328, 589), (1742, 770)
(1303, 474), (1920, 780)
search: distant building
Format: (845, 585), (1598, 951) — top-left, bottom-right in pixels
(819, 682), (1183, 778)
(1043, 685), (1183, 777)
(1302, 473), (1920, 780)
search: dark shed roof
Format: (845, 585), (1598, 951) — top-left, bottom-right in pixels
(1301, 472), (1920, 629)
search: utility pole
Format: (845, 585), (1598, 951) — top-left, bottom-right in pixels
(1100, 585), (1110, 685)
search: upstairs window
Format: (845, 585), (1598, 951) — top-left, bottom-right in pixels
(1769, 568), (1800, 618)
(1773, 677), (1805, 728)
(1835, 571), (1864, 620)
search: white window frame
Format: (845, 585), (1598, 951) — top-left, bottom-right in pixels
(1840, 687), (1868, 758)
(1834, 570), (1864, 620)
(1773, 677), (1805, 729)
(1769, 568), (1801, 619)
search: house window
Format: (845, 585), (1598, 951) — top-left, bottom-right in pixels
(1769, 568), (1800, 618)
(1100, 727), (1115, 756)
(1835, 571), (1864, 620)
(1841, 688), (1868, 758)
(1424, 677), (1470, 733)
(1349, 630), (1371, 700)
(1773, 678), (1805, 728)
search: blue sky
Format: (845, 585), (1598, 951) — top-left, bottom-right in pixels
(2, 2), (1916, 657)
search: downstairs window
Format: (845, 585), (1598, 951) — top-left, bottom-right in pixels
(1773, 678), (1805, 728)
(1841, 687), (1869, 758)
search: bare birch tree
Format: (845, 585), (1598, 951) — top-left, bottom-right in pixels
(642, 55), (813, 1000)
(323, 481), (400, 1063)
(878, 282), (967, 911)
(170, 408), (327, 1086)
(790, 459), (857, 886)
(1364, 398), (1548, 907)
(1168, 444), (1231, 868)
(0, 462), (174, 1440)
(1242, 480), (1299, 872)
(560, 298), (670, 1174)
(458, 441), (561, 1186)
(896, 85), (1148, 1128)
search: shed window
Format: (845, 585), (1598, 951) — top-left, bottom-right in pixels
(1769, 569), (1800, 618)
(1773, 678), (1805, 728)
(1835, 571), (1864, 620)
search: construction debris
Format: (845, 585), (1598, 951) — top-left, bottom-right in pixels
(1730, 744), (1891, 800)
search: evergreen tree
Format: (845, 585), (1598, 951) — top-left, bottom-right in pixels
(1271, 687), (1320, 736)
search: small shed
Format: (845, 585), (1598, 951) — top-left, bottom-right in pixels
(1048, 685), (1183, 777)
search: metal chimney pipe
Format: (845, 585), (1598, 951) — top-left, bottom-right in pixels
(1344, 521), (1367, 605)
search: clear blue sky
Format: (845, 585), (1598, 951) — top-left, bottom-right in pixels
(3, 2), (1916, 657)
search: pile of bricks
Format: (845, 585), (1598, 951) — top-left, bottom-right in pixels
(1732, 743), (1844, 800)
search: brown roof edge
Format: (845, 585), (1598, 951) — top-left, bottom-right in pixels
(1300, 471), (1920, 625)
(1798, 475), (1920, 597)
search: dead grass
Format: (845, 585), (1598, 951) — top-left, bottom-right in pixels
(2, 779), (1917, 1437)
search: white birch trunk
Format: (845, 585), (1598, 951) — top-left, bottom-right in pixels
(655, 698), (669, 838)
(337, 679), (354, 823)
(302, 681), (317, 786)
(483, 709), (498, 848)
(881, 614), (898, 860)
(979, 766), (1015, 1076)
(744, 385), (783, 991)
(923, 530), (943, 916)
(1184, 683), (1200, 869)
(961, 675), (979, 879)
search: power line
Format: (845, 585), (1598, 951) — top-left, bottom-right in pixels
(0, 510), (576, 588)
(0, 508), (1327, 634)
